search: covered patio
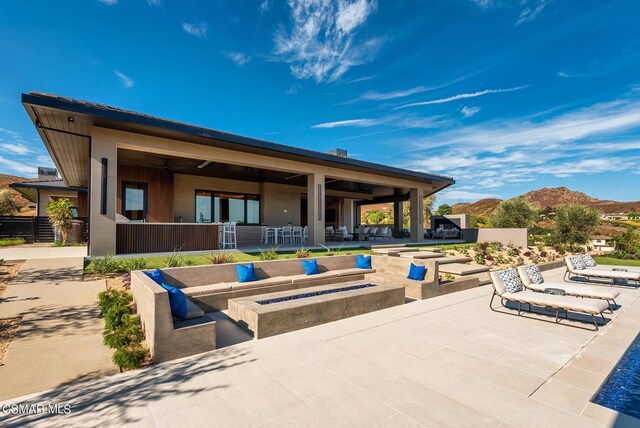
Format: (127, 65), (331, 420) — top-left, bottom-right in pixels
(22, 92), (455, 256)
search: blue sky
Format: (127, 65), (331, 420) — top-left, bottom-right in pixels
(1, 0), (639, 204)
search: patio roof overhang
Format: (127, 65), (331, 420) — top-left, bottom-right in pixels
(9, 179), (87, 202)
(21, 92), (455, 193)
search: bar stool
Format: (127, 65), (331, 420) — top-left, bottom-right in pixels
(220, 222), (237, 249)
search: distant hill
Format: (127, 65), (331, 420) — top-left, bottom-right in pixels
(0, 173), (36, 216)
(452, 187), (640, 216)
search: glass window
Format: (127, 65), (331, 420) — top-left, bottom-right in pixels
(196, 190), (260, 225)
(195, 190), (212, 223)
(247, 195), (260, 224)
(123, 182), (147, 221)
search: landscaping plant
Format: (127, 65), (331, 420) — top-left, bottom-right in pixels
(46, 198), (74, 245)
(258, 247), (280, 260)
(90, 254), (122, 276)
(0, 189), (19, 216)
(489, 198), (537, 229)
(550, 204), (601, 249)
(206, 252), (236, 264)
(295, 247), (310, 258)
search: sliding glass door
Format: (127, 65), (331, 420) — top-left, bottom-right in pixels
(195, 190), (260, 224)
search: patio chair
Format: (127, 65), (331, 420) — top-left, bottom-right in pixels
(335, 226), (353, 241)
(489, 268), (610, 330)
(292, 226), (303, 244)
(564, 256), (640, 287)
(302, 226), (308, 244)
(279, 226), (293, 245)
(325, 226), (336, 241)
(516, 264), (619, 312)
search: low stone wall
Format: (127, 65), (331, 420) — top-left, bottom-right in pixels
(462, 228), (528, 248)
(537, 259), (565, 271)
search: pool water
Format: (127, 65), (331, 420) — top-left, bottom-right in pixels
(257, 283), (377, 305)
(592, 333), (640, 419)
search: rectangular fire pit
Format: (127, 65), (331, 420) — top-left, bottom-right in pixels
(228, 280), (405, 339)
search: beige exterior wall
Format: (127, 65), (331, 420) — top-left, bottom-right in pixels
(37, 189), (79, 216)
(462, 228), (528, 248)
(87, 126), (442, 255)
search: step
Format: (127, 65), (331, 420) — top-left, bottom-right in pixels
(439, 263), (490, 276)
(417, 247), (443, 253)
(462, 271), (492, 285)
(433, 256), (472, 264)
(398, 252), (445, 259)
(373, 247), (416, 255)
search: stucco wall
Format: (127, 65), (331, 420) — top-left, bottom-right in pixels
(462, 228), (528, 248)
(262, 182), (303, 225)
(37, 189), (80, 217)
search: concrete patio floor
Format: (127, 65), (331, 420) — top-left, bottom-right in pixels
(1, 267), (639, 427)
(0, 257), (116, 402)
(0, 244), (88, 262)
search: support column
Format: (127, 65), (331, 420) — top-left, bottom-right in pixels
(342, 199), (355, 232)
(307, 172), (325, 246)
(89, 134), (118, 256)
(393, 200), (402, 238)
(410, 188), (424, 242)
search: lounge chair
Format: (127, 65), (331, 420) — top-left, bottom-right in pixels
(489, 268), (610, 330)
(564, 256), (640, 287)
(578, 253), (640, 273)
(516, 264), (619, 311)
(335, 226), (353, 241)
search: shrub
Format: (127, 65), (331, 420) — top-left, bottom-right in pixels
(474, 253), (486, 265)
(47, 198), (74, 244)
(258, 247), (280, 260)
(295, 247), (310, 258)
(495, 255), (509, 264)
(91, 254), (122, 276)
(0, 189), (19, 216)
(206, 252), (236, 264)
(489, 198), (537, 229)
(0, 237), (25, 247)
(613, 228), (640, 259)
(120, 257), (148, 272)
(164, 248), (190, 267)
(489, 241), (503, 253)
(506, 245), (519, 257)
(98, 288), (148, 371)
(320, 243), (344, 256)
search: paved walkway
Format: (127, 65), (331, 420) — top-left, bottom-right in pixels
(1, 267), (639, 427)
(0, 245), (87, 262)
(0, 257), (116, 401)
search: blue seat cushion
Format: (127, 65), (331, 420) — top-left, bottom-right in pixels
(356, 254), (372, 269)
(407, 263), (427, 281)
(301, 259), (319, 275)
(144, 268), (165, 285)
(160, 283), (188, 320)
(236, 263), (258, 283)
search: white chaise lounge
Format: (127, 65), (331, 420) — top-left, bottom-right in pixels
(490, 268), (610, 330)
(564, 256), (640, 287)
(516, 264), (620, 311)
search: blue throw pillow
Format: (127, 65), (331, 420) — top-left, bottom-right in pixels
(236, 263), (258, 283)
(160, 283), (188, 320)
(144, 268), (165, 285)
(356, 254), (372, 269)
(407, 263), (427, 281)
(301, 259), (319, 275)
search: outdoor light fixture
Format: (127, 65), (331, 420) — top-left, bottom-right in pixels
(196, 160), (212, 169)
(68, 116), (75, 123)
(284, 173), (304, 180)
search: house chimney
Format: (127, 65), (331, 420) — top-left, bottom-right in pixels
(37, 166), (58, 180)
(326, 148), (348, 158)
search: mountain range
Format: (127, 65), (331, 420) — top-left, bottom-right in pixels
(452, 187), (640, 216)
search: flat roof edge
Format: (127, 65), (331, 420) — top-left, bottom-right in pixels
(21, 92), (455, 185)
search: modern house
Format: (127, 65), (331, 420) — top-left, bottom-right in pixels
(10, 167), (87, 217)
(590, 235), (615, 252)
(21, 92), (454, 256)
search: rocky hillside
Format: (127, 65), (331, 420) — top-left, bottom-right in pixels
(0, 174), (35, 215)
(453, 187), (640, 216)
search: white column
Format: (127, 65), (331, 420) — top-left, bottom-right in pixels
(410, 188), (424, 242)
(307, 172), (325, 246)
(89, 135), (117, 256)
(342, 198), (355, 232)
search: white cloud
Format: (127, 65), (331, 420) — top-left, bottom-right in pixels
(0, 143), (31, 155)
(147, 0), (161, 6)
(469, 0), (492, 8)
(0, 155), (37, 175)
(182, 22), (208, 39)
(113, 70), (134, 88)
(361, 86), (430, 101)
(273, 0), (381, 83)
(395, 86), (527, 109)
(223, 51), (251, 66)
(516, 0), (550, 25)
(461, 106), (480, 117)
(312, 118), (377, 129)
(259, 0), (270, 13)
(97, 0), (117, 5)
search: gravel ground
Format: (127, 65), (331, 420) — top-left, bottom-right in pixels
(0, 317), (21, 364)
(0, 261), (22, 296)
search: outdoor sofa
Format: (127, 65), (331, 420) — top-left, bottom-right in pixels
(564, 256), (640, 287)
(516, 264), (620, 311)
(357, 225), (393, 241)
(490, 268), (610, 330)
